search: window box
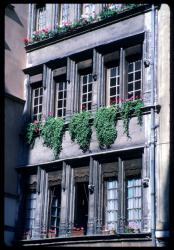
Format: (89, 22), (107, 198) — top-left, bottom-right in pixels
(71, 227), (84, 236)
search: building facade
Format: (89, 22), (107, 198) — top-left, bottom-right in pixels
(5, 3), (172, 247)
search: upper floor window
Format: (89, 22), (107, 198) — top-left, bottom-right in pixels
(83, 3), (95, 18)
(127, 59), (142, 100)
(55, 81), (67, 118)
(35, 4), (46, 31)
(32, 85), (43, 121)
(81, 73), (93, 111)
(60, 4), (70, 26)
(105, 44), (142, 106)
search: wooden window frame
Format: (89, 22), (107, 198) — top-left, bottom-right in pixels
(31, 83), (43, 121)
(55, 80), (67, 119)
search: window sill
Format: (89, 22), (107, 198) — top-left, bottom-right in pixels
(17, 233), (152, 246)
(25, 4), (155, 53)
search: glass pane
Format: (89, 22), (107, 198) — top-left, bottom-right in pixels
(58, 100), (63, 108)
(110, 78), (116, 87)
(82, 94), (87, 102)
(110, 87), (116, 96)
(34, 98), (38, 105)
(88, 84), (92, 92)
(88, 102), (91, 110)
(110, 67), (116, 77)
(128, 73), (133, 82)
(34, 89), (38, 96)
(39, 96), (42, 104)
(58, 92), (63, 99)
(83, 75), (87, 84)
(34, 107), (38, 114)
(88, 93), (92, 101)
(128, 83), (133, 92)
(135, 81), (141, 90)
(135, 60), (141, 70)
(89, 74), (93, 82)
(135, 71), (141, 80)
(39, 105), (42, 113)
(59, 82), (63, 91)
(128, 63), (133, 72)
(128, 93), (133, 99)
(83, 84), (87, 93)
(40, 87), (43, 95)
(135, 91), (141, 98)
(82, 103), (86, 111)
(58, 109), (62, 117)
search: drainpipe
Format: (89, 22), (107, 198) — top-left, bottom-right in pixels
(150, 4), (156, 247)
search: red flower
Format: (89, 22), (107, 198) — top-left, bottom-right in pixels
(23, 38), (29, 45)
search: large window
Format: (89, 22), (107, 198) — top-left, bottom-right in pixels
(24, 191), (36, 238)
(35, 4), (46, 31)
(81, 73), (93, 111)
(55, 81), (67, 118)
(48, 185), (61, 237)
(60, 4), (70, 26)
(105, 44), (142, 106)
(32, 86), (43, 121)
(102, 157), (142, 234)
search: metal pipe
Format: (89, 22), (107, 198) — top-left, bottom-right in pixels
(150, 4), (156, 247)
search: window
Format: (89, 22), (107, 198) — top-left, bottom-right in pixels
(105, 178), (118, 231)
(83, 4), (95, 16)
(60, 4), (70, 26)
(81, 73), (93, 111)
(102, 157), (142, 233)
(24, 192), (36, 236)
(127, 59), (142, 100)
(126, 177), (142, 229)
(105, 44), (142, 106)
(55, 81), (67, 118)
(32, 86), (43, 121)
(48, 185), (61, 237)
(35, 4), (46, 31)
(107, 66), (120, 105)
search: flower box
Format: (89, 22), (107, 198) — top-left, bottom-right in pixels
(71, 227), (84, 236)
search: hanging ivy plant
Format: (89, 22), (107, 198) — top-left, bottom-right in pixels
(41, 116), (65, 157)
(120, 98), (144, 138)
(94, 105), (118, 148)
(69, 111), (93, 152)
(26, 120), (43, 145)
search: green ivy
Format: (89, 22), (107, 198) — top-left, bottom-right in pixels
(69, 111), (92, 152)
(120, 99), (143, 137)
(41, 116), (65, 157)
(26, 120), (42, 145)
(94, 106), (118, 148)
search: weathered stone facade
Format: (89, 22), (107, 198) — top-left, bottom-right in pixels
(5, 3), (172, 247)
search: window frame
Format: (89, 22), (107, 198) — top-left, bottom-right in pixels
(31, 82), (44, 121)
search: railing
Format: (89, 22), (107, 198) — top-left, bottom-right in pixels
(22, 218), (149, 240)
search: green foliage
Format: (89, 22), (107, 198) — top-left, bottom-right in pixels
(26, 120), (43, 145)
(120, 99), (143, 137)
(69, 111), (92, 152)
(41, 116), (65, 157)
(94, 106), (118, 148)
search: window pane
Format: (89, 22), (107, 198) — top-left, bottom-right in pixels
(110, 67), (116, 77)
(128, 83), (133, 92)
(128, 73), (133, 82)
(88, 102), (91, 111)
(82, 94), (87, 102)
(88, 84), (92, 92)
(34, 98), (38, 105)
(110, 87), (116, 96)
(59, 82), (63, 91)
(135, 71), (141, 80)
(135, 81), (141, 90)
(83, 75), (87, 84)
(110, 78), (116, 87)
(128, 63), (133, 72)
(88, 93), (92, 101)
(83, 85), (87, 93)
(135, 60), (141, 70)
(58, 92), (63, 99)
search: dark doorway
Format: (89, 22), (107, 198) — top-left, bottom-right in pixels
(74, 182), (89, 235)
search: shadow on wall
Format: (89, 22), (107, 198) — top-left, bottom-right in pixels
(5, 41), (11, 51)
(5, 4), (24, 27)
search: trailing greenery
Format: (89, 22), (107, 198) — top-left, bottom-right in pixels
(120, 99), (144, 137)
(69, 111), (92, 152)
(41, 116), (65, 157)
(26, 120), (43, 145)
(94, 106), (118, 148)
